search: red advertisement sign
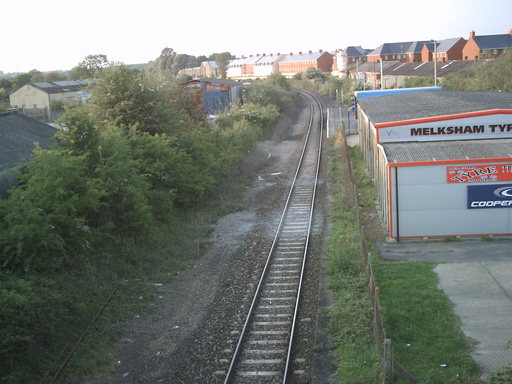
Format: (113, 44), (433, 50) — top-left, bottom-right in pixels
(447, 164), (512, 183)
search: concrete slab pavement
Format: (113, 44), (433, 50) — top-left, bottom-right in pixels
(436, 262), (512, 378)
(379, 240), (512, 379)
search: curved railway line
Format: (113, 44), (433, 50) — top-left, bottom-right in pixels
(219, 89), (325, 384)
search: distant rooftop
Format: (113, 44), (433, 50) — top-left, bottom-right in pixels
(356, 90), (512, 124)
(279, 51), (328, 62)
(0, 110), (57, 170)
(30, 80), (90, 94)
(473, 33), (512, 50)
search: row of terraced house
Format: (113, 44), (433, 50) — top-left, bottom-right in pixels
(179, 29), (512, 81)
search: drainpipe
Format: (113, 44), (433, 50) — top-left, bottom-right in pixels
(394, 166), (400, 242)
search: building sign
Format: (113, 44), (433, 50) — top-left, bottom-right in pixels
(376, 111), (512, 143)
(467, 184), (512, 209)
(448, 164), (512, 183)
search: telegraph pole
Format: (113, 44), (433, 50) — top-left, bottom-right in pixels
(434, 40), (437, 86)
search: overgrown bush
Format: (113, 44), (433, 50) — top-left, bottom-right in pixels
(0, 65), (293, 383)
(245, 82), (293, 112)
(0, 149), (106, 271)
(0, 272), (87, 383)
(490, 364), (512, 383)
(441, 51), (512, 92)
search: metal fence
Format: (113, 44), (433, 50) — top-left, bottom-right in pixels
(342, 126), (417, 383)
(341, 121), (512, 383)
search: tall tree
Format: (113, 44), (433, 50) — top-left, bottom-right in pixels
(44, 72), (67, 82)
(68, 54), (109, 79)
(87, 64), (176, 135)
(215, 52), (232, 79)
(12, 70), (42, 90)
(159, 47), (176, 72)
(79, 54), (109, 72)
(171, 54), (198, 74)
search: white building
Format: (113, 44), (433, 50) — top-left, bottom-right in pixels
(355, 88), (512, 240)
(10, 80), (90, 112)
(227, 57), (250, 79)
(253, 54), (285, 78)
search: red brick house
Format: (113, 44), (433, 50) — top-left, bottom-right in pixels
(346, 46), (369, 65)
(278, 50), (333, 78)
(421, 38), (466, 62)
(462, 30), (512, 60)
(367, 41), (430, 63)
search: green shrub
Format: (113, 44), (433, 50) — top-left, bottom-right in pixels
(0, 149), (106, 271)
(490, 364), (512, 383)
(245, 82), (293, 112)
(0, 272), (86, 383)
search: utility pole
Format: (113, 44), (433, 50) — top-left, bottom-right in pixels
(434, 40), (437, 86)
(380, 60), (383, 90)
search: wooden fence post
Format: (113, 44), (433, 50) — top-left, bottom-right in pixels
(384, 338), (393, 383)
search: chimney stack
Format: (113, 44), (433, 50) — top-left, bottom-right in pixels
(469, 30), (476, 39)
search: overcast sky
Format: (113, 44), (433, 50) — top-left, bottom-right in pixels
(2, 0), (511, 74)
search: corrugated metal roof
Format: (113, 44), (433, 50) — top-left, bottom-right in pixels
(350, 60), (475, 77)
(31, 80), (89, 94)
(383, 139), (512, 163)
(349, 60), (399, 73)
(390, 60), (475, 77)
(357, 90), (512, 124)
(184, 78), (242, 86)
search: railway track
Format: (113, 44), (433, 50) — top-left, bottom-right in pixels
(220, 89), (324, 384)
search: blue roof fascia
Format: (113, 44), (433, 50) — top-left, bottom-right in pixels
(354, 86), (443, 100)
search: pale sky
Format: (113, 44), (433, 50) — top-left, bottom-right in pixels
(2, 0), (511, 74)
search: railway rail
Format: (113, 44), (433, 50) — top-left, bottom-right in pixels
(220, 89), (325, 384)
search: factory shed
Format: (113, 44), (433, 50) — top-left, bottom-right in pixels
(180, 78), (243, 115)
(355, 90), (512, 240)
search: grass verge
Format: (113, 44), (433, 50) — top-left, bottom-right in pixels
(325, 131), (382, 383)
(373, 261), (482, 384)
(346, 143), (483, 383)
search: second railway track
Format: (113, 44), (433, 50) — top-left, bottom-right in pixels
(220, 89), (325, 384)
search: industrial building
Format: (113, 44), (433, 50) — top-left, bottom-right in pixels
(354, 88), (512, 240)
(180, 78), (243, 115)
